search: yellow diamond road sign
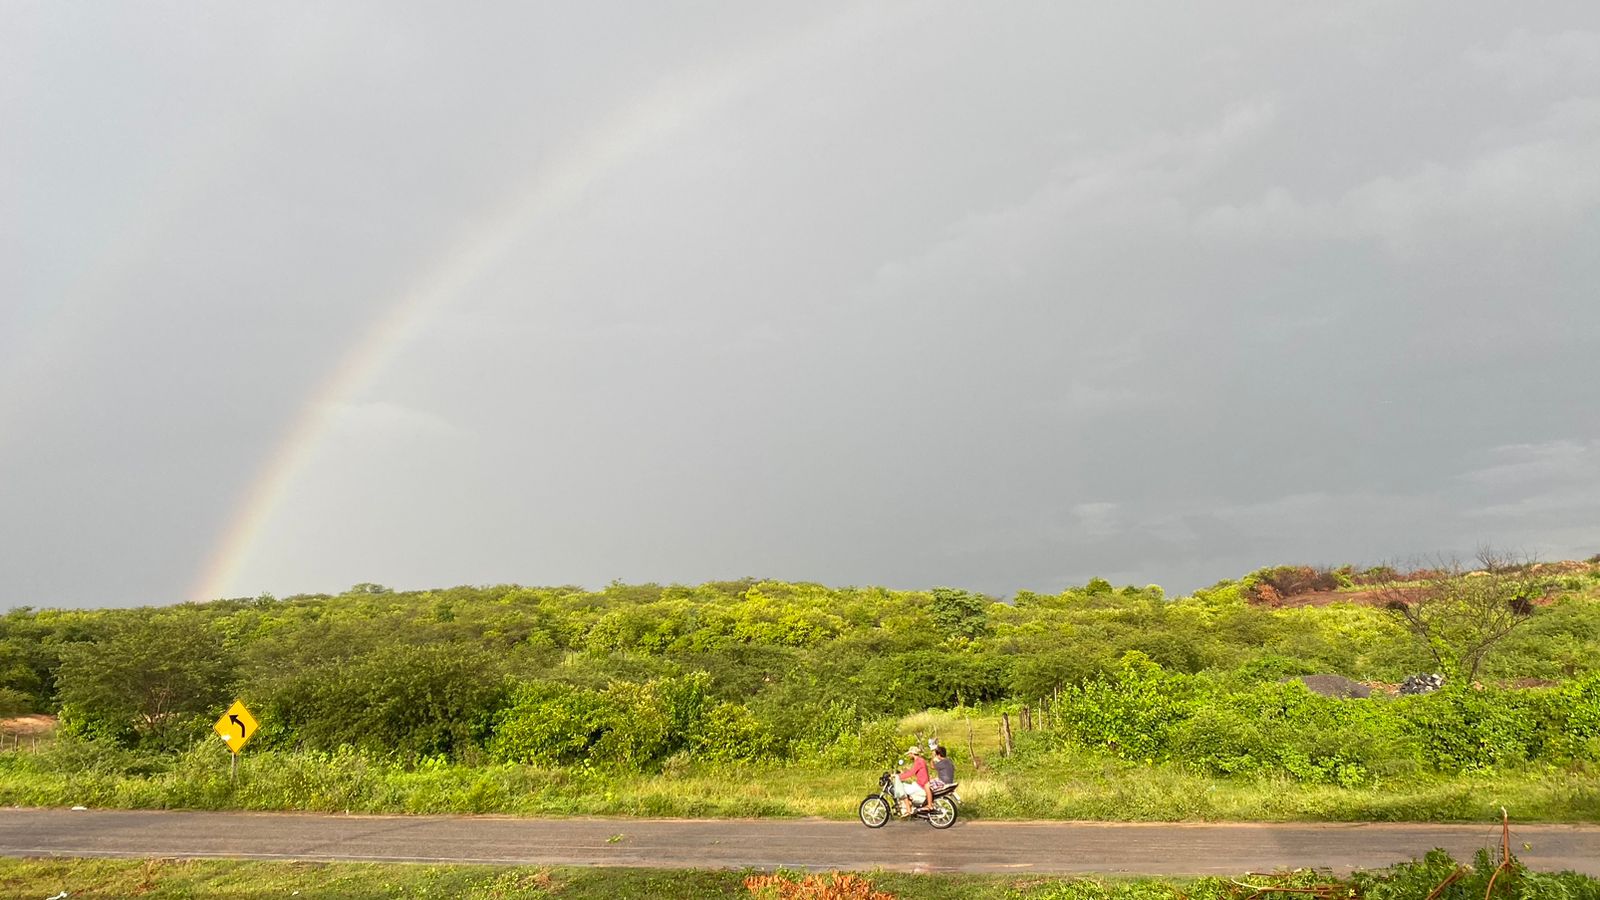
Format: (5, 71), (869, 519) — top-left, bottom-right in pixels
(214, 700), (259, 754)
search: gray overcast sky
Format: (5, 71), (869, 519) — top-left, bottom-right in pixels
(3, 2), (1598, 608)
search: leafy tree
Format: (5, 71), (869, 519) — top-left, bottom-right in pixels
(55, 609), (234, 749)
(0, 687), (30, 718)
(929, 588), (991, 641)
(0, 638), (46, 712)
(1011, 648), (1113, 697)
(1379, 551), (1548, 683)
(0, 607), (87, 711)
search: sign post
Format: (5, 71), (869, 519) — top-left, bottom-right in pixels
(213, 700), (260, 784)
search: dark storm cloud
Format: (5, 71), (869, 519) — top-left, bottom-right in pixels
(2, 1), (1597, 607)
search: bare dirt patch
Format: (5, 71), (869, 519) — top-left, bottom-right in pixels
(1274, 588), (1422, 608)
(0, 714), (57, 735)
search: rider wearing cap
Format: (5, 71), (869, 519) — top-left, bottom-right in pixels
(894, 745), (930, 816)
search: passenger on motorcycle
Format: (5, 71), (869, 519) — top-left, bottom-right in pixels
(929, 744), (955, 795)
(894, 745), (929, 816)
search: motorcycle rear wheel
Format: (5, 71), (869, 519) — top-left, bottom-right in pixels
(858, 795), (890, 828)
(927, 796), (958, 829)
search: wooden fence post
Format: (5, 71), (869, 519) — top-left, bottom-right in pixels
(1000, 712), (1013, 756)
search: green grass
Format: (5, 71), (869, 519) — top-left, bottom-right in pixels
(0, 858), (749, 899)
(3, 705), (1596, 825)
(1, 857), (1597, 900)
(1, 739), (1595, 824)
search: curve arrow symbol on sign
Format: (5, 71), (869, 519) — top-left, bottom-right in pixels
(230, 714), (245, 738)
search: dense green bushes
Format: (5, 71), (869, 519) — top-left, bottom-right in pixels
(257, 644), (505, 758)
(1049, 653), (1600, 785)
(2, 573), (1598, 784)
(486, 673), (782, 767)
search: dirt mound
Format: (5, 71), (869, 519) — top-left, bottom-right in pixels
(1292, 675), (1371, 699)
(1245, 567), (1340, 606)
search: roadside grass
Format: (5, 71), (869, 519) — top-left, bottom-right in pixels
(1, 738), (1595, 824)
(896, 709), (991, 750)
(2, 857), (1597, 900)
(0, 858), (751, 899)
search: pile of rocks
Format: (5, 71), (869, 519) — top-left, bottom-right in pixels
(1399, 673), (1446, 695)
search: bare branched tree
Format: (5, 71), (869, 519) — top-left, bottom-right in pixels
(1377, 548), (1551, 684)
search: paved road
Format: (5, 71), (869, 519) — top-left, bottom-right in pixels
(1, 809), (1596, 876)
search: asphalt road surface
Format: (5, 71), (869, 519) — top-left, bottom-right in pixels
(0, 809), (1596, 876)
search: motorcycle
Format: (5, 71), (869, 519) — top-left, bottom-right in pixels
(857, 770), (958, 829)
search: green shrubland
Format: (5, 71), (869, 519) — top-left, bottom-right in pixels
(1050, 653), (1600, 785)
(1, 565), (1598, 820)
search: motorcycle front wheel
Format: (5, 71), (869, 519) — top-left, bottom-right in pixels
(858, 795), (890, 828)
(927, 796), (958, 829)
